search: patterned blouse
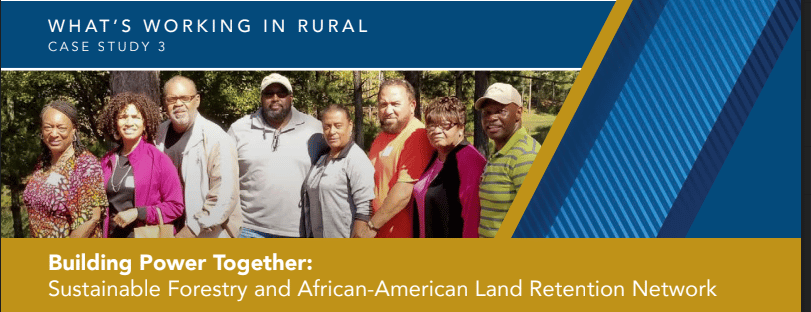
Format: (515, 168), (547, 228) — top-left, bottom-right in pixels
(23, 150), (108, 238)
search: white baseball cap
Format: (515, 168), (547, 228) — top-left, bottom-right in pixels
(474, 82), (522, 109)
(260, 73), (293, 94)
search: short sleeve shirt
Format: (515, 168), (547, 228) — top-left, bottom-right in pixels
(368, 118), (434, 238)
(23, 150), (108, 238)
(479, 127), (540, 238)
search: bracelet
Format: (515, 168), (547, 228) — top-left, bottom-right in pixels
(367, 220), (380, 232)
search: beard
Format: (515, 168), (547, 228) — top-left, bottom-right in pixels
(170, 110), (194, 131)
(380, 119), (400, 134)
(263, 105), (291, 125)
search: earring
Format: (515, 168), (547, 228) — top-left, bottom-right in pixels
(113, 132), (121, 140)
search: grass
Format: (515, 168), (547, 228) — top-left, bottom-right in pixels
(523, 112), (557, 134)
(466, 112), (557, 147)
(1, 185), (29, 238)
(525, 112), (557, 145)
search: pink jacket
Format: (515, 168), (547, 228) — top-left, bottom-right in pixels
(101, 139), (184, 237)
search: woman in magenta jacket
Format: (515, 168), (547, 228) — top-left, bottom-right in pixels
(413, 97), (486, 238)
(98, 92), (184, 238)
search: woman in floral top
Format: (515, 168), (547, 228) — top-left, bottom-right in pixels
(23, 100), (107, 238)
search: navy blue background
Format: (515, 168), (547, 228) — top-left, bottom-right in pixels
(687, 22), (801, 238)
(1, 1), (614, 68)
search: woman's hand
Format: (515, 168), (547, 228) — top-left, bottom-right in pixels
(68, 207), (102, 238)
(113, 208), (138, 228)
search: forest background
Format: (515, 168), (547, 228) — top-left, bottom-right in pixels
(1, 70), (577, 237)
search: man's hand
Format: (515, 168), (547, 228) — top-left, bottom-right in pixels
(368, 182), (414, 231)
(352, 220), (377, 238)
(175, 226), (196, 238)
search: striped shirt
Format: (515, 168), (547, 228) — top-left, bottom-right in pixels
(479, 127), (540, 238)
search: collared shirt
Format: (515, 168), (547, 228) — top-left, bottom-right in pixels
(228, 107), (328, 237)
(302, 142), (375, 238)
(156, 115), (241, 238)
(368, 117), (434, 238)
(479, 127), (540, 238)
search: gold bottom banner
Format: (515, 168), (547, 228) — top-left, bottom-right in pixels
(1, 238), (799, 311)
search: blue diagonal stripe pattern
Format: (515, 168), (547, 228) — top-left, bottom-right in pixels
(658, 0), (801, 237)
(516, 0), (798, 238)
(514, 0), (670, 238)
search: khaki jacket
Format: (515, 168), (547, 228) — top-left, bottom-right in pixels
(156, 115), (241, 237)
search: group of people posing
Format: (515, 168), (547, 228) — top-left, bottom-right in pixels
(24, 73), (540, 238)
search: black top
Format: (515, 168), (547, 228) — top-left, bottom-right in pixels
(106, 155), (136, 238)
(413, 142), (469, 238)
(164, 125), (184, 149)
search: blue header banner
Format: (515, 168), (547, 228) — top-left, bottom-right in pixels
(0, 1), (614, 69)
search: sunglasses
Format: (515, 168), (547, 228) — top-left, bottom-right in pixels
(262, 90), (290, 98)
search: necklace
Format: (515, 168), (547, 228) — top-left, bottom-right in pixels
(111, 154), (132, 193)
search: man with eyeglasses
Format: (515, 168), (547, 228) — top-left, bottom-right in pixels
(227, 73), (328, 238)
(155, 75), (242, 238)
(474, 82), (541, 238)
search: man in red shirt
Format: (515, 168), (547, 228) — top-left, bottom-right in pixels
(359, 80), (434, 238)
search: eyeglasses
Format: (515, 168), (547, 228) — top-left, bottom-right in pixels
(426, 122), (458, 131)
(272, 130), (280, 152)
(262, 90), (290, 99)
(164, 94), (197, 104)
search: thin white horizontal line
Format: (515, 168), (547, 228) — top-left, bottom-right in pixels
(2, 0), (614, 2)
(1, 68), (582, 71)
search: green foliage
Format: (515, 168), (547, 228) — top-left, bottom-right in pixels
(159, 71), (391, 126)
(1, 186), (29, 238)
(159, 71), (264, 126)
(361, 117), (381, 153)
(1, 70), (577, 237)
(490, 71), (578, 115)
(2, 71), (110, 237)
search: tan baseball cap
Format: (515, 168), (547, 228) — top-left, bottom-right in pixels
(260, 73), (293, 94)
(474, 82), (522, 109)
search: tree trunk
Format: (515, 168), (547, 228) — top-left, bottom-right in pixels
(455, 71), (464, 99)
(11, 187), (24, 238)
(552, 81), (556, 102)
(353, 71), (365, 149)
(110, 71), (161, 106)
(403, 71), (422, 119)
(528, 78), (533, 112)
(474, 71), (490, 157)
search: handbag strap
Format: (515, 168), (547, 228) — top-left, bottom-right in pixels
(155, 207), (164, 226)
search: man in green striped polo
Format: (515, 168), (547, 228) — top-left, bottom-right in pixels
(474, 83), (540, 238)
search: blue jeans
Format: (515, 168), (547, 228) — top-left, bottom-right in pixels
(239, 227), (297, 238)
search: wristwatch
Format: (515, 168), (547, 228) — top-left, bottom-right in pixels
(367, 220), (380, 232)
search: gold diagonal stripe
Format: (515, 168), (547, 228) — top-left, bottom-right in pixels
(496, 0), (634, 239)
